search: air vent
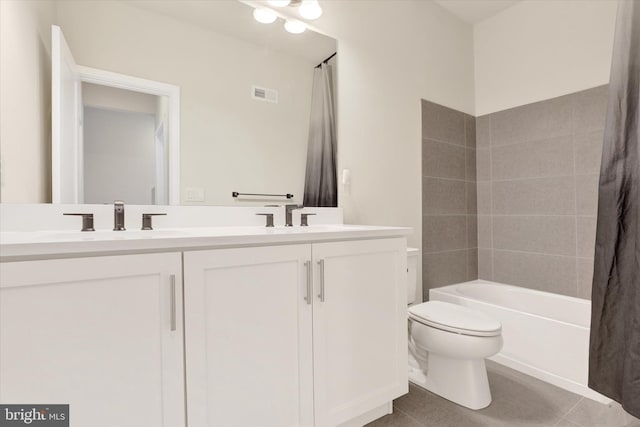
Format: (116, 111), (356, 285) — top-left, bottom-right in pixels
(252, 85), (278, 104)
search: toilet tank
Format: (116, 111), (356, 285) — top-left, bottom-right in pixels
(407, 248), (420, 305)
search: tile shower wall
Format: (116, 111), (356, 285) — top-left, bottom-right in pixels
(421, 100), (477, 300)
(476, 86), (608, 299)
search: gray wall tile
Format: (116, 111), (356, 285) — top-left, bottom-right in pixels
(491, 136), (574, 180)
(576, 174), (600, 215)
(422, 99), (478, 290)
(577, 216), (597, 258)
(467, 249), (478, 280)
(476, 148), (491, 181)
(465, 114), (476, 148)
(476, 115), (491, 148)
(423, 90), (606, 299)
(422, 100), (465, 146)
(575, 131), (604, 175)
(423, 215), (468, 252)
(492, 177), (575, 215)
(493, 250), (578, 296)
(466, 182), (477, 215)
(490, 95), (573, 146)
(423, 177), (466, 215)
(423, 139), (466, 179)
(465, 148), (476, 181)
(492, 216), (577, 256)
(477, 182), (492, 214)
(478, 215), (492, 249)
(573, 85), (609, 134)
(423, 251), (469, 297)
(467, 215), (477, 248)
(478, 249), (493, 280)
(577, 258), (594, 299)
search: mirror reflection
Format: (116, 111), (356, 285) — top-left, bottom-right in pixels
(82, 84), (169, 205)
(0, 0), (337, 206)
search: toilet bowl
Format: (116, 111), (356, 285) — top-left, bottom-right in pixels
(406, 248), (503, 410)
(408, 301), (502, 409)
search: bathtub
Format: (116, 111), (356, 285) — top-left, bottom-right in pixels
(429, 280), (611, 404)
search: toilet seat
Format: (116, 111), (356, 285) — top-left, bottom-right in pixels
(409, 301), (501, 337)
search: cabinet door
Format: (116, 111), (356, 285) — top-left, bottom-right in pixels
(0, 253), (185, 427)
(312, 238), (408, 427)
(184, 245), (313, 427)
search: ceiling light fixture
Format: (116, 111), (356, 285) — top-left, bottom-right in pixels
(267, 0), (291, 7)
(298, 0), (322, 20)
(253, 8), (277, 24)
(284, 19), (306, 34)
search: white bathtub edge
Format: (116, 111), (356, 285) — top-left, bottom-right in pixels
(429, 281), (613, 405)
(489, 354), (612, 404)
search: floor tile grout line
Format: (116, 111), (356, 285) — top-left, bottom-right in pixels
(561, 396), (585, 421)
(392, 404), (428, 427)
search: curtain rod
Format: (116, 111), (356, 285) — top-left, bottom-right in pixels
(315, 52), (337, 68)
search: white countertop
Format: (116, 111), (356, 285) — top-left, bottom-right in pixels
(0, 225), (411, 260)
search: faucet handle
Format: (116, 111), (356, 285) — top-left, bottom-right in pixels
(256, 213), (275, 227)
(141, 213), (167, 230)
(300, 213), (316, 227)
(63, 213), (95, 232)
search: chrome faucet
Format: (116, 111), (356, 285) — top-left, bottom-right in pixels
(113, 201), (126, 231)
(284, 204), (304, 227)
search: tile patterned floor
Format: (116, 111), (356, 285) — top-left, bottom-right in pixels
(366, 361), (640, 427)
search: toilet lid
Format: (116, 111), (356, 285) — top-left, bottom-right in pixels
(409, 301), (502, 337)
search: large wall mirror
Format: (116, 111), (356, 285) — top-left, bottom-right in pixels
(0, 0), (337, 206)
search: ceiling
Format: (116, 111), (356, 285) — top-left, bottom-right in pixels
(124, 0), (336, 64)
(434, 0), (520, 24)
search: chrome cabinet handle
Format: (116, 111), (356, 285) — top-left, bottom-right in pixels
(304, 261), (312, 305)
(170, 274), (177, 331)
(318, 259), (325, 302)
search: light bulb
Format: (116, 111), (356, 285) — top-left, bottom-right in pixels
(267, 0), (290, 7)
(253, 8), (277, 24)
(284, 19), (306, 34)
(298, 0), (322, 20)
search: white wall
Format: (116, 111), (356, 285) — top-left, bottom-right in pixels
(0, 0), (55, 203)
(83, 83), (158, 115)
(312, 0), (476, 249)
(83, 107), (156, 204)
(55, 0), (316, 206)
(474, 0), (617, 115)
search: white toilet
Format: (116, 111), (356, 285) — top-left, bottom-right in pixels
(406, 249), (503, 410)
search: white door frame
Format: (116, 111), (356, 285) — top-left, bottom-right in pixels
(51, 25), (82, 204)
(77, 66), (181, 205)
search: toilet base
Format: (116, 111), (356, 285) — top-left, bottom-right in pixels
(408, 352), (492, 410)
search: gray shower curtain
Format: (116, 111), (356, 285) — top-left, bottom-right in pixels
(589, 0), (639, 418)
(303, 63), (337, 207)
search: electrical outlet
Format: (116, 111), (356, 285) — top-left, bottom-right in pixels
(185, 187), (205, 202)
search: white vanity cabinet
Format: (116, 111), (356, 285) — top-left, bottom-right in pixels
(0, 253), (186, 427)
(182, 238), (407, 427)
(0, 227), (409, 427)
(183, 244), (315, 427)
(312, 238), (408, 427)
